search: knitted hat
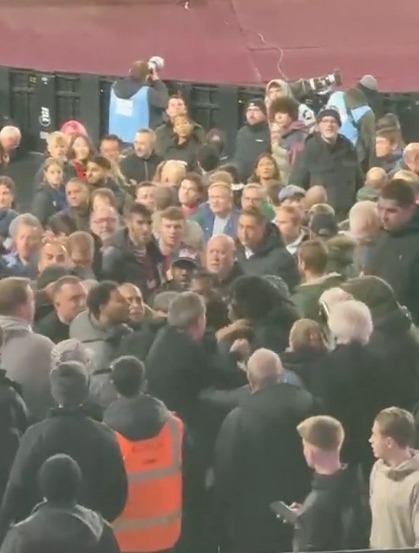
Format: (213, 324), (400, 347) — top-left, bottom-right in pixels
(38, 454), (81, 502)
(246, 98), (267, 117)
(359, 74), (378, 92)
(49, 361), (89, 407)
(316, 107), (341, 126)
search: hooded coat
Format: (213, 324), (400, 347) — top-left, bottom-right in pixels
(0, 502), (120, 553)
(0, 316), (53, 422)
(265, 79), (316, 131)
(236, 223), (299, 291)
(370, 453), (419, 549)
(326, 234), (358, 279)
(365, 209), (419, 325)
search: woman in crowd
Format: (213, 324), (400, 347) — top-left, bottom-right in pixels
(32, 158), (67, 226)
(68, 133), (95, 181)
(163, 114), (202, 170)
(250, 153), (282, 205)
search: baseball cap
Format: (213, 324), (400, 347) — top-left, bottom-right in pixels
(309, 212), (338, 239)
(278, 185), (306, 203)
(172, 249), (200, 269)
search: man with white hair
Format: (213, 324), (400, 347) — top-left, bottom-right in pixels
(0, 126), (43, 211)
(213, 347), (316, 553)
(321, 299), (383, 476)
(0, 213), (42, 279)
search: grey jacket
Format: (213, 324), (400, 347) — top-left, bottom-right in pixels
(69, 311), (132, 373)
(0, 316), (54, 421)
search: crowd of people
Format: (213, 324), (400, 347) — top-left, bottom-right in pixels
(0, 61), (417, 553)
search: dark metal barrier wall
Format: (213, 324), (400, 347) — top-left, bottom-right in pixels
(1, 67), (419, 155)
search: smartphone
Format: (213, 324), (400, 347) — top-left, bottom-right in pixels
(270, 501), (299, 525)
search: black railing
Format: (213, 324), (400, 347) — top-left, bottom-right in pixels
(1, 66), (419, 154)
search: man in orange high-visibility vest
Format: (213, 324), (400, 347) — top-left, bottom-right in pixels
(104, 355), (183, 553)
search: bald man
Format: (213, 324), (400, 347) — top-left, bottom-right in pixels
(0, 125), (43, 211)
(356, 167), (388, 202)
(205, 234), (241, 301)
(213, 347), (316, 553)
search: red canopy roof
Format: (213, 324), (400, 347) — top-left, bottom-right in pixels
(0, 0), (418, 91)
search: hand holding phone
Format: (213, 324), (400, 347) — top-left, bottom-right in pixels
(270, 501), (300, 525)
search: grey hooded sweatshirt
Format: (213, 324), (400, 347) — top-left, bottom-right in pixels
(0, 316), (53, 421)
(370, 452), (419, 548)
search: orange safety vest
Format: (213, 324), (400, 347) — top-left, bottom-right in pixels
(113, 415), (183, 553)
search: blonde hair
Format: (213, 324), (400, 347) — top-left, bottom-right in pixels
(297, 415), (345, 451)
(289, 318), (324, 351)
(208, 171), (234, 186)
(43, 158), (64, 171)
(208, 181), (232, 195)
(46, 131), (67, 148)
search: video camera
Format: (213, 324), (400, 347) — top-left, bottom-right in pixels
(148, 56), (165, 75)
(290, 69), (342, 99)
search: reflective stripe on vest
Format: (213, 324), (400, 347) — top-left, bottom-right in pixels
(113, 509), (182, 531)
(113, 415), (183, 552)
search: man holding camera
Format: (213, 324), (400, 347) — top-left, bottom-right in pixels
(108, 58), (169, 145)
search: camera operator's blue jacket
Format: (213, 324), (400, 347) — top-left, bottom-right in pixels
(109, 76), (169, 143)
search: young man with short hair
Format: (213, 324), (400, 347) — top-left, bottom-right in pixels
(369, 407), (419, 548)
(292, 415), (368, 551)
(366, 180), (419, 324)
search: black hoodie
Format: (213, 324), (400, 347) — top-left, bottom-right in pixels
(112, 76), (169, 130)
(0, 502), (119, 553)
(236, 223), (299, 291)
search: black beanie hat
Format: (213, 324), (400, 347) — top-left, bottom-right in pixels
(49, 361), (89, 407)
(38, 454), (81, 502)
(316, 106), (342, 126)
(246, 98), (267, 117)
